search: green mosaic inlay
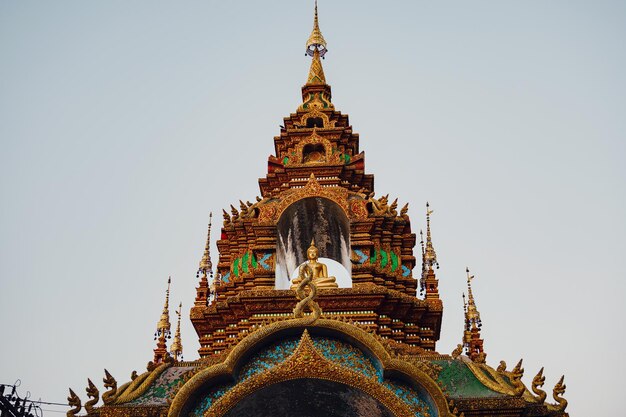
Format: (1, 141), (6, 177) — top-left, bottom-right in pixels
(391, 252), (399, 272)
(129, 366), (195, 406)
(370, 249), (378, 264)
(189, 339), (440, 417)
(433, 359), (504, 399)
(380, 250), (389, 268)
(238, 336), (381, 383)
(190, 382), (233, 417)
(233, 258), (239, 277)
(242, 252), (249, 274)
(383, 377), (433, 417)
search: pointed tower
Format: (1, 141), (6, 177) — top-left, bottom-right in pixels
(421, 203), (441, 305)
(83, 5), (569, 417)
(463, 268), (486, 363)
(305, 0), (327, 85)
(195, 212), (213, 307)
(170, 302), (183, 361)
(419, 229), (426, 295)
(153, 277), (171, 364)
(199, 1), (441, 357)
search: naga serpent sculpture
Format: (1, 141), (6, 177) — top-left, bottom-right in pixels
(102, 369), (117, 405)
(84, 378), (100, 414)
(510, 359), (526, 396)
(451, 344), (463, 359)
(66, 389), (81, 417)
(552, 375), (568, 412)
(532, 367), (547, 404)
(293, 264), (322, 323)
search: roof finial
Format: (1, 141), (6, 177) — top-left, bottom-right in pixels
(158, 277), (171, 334)
(420, 203), (441, 302)
(463, 268), (486, 363)
(419, 230), (426, 295)
(306, 1), (327, 57)
(153, 277), (172, 364)
(195, 213), (213, 307)
(305, 1), (327, 85)
(424, 202), (438, 270)
(199, 212), (213, 274)
(170, 302), (183, 361)
(465, 268), (480, 323)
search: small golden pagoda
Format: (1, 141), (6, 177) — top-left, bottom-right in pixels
(67, 3), (569, 417)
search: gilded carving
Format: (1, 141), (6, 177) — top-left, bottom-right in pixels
(102, 369), (118, 405)
(550, 375), (568, 412)
(85, 379), (100, 414)
(204, 330), (416, 417)
(368, 194), (399, 217)
(462, 357), (520, 397)
(289, 131), (337, 165)
(350, 199), (368, 219)
(297, 92), (335, 112)
(292, 264), (322, 323)
(257, 204), (277, 224)
(67, 389), (82, 417)
(273, 174), (352, 221)
(293, 108), (336, 128)
(114, 364), (169, 404)
(168, 318), (453, 417)
(531, 367), (547, 404)
(451, 344), (462, 359)
(510, 359), (526, 396)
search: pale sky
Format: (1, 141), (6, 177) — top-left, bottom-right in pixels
(1, 2), (625, 417)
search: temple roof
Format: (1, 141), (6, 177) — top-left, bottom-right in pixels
(92, 319), (568, 417)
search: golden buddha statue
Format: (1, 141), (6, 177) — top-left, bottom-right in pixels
(290, 239), (338, 290)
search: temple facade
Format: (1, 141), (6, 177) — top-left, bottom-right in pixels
(67, 4), (569, 417)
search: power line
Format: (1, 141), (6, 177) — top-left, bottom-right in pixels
(26, 400), (69, 407)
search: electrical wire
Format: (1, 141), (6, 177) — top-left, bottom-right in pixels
(26, 400), (69, 407)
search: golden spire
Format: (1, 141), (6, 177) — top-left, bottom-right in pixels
(199, 212), (213, 275)
(195, 213), (214, 306)
(419, 230), (426, 295)
(465, 268), (481, 328)
(306, 1), (327, 56)
(170, 302), (183, 361)
(305, 1), (327, 85)
(463, 268), (486, 362)
(153, 277), (171, 364)
(198, 212), (213, 276)
(424, 202), (438, 270)
(156, 277), (171, 339)
(307, 48), (326, 85)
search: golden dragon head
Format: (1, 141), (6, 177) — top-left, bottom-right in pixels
(552, 375), (568, 412)
(102, 369), (118, 405)
(531, 367), (547, 404)
(66, 389), (82, 417)
(510, 359), (526, 396)
(103, 369), (116, 390)
(84, 378), (100, 414)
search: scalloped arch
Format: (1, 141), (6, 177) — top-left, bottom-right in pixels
(273, 176), (352, 221)
(168, 318), (453, 417)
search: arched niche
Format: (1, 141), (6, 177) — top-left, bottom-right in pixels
(275, 197), (351, 289)
(302, 143), (326, 163)
(168, 320), (450, 417)
(223, 378), (395, 417)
